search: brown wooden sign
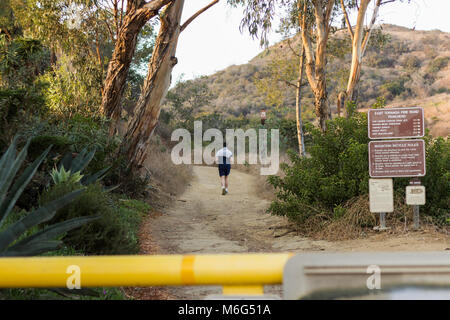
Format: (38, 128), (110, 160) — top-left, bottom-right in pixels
(368, 107), (424, 139)
(369, 139), (426, 177)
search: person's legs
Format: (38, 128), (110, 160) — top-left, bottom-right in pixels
(224, 164), (231, 193)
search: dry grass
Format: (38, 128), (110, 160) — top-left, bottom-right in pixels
(143, 135), (193, 196)
(295, 193), (446, 241)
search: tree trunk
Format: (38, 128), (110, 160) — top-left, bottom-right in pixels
(300, 0), (334, 132)
(296, 47), (306, 157)
(345, 0), (369, 106)
(120, 0), (184, 171)
(314, 72), (329, 132)
(100, 0), (172, 133)
(341, 0), (381, 117)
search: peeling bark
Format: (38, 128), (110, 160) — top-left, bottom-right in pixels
(120, 0), (185, 171)
(120, 0), (219, 172)
(340, 0), (382, 117)
(100, 0), (173, 133)
(296, 47), (306, 157)
(300, 0), (335, 131)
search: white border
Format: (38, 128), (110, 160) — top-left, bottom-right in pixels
(368, 139), (426, 178)
(368, 107), (425, 139)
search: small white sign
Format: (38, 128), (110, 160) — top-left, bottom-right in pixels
(369, 179), (394, 213)
(406, 186), (426, 205)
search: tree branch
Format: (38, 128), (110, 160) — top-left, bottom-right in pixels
(340, 0), (354, 40)
(286, 39), (301, 57)
(380, 0), (397, 4)
(300, 1), (317, 91)
(142, 0), (174, 11)
(180, 0), (219, 32)
(281, 79), (299, 89)
(361, 0), (381, 57)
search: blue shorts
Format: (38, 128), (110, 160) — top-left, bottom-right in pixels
(218, 164), (231, 177)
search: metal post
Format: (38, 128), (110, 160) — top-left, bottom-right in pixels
(380, 212), (386, 230)
(413, 205), (420, 230)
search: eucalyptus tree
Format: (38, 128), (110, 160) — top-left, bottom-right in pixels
(231, 0), (338, 132)
(254, 43), (307, 156)
(337, 0), (407, 116)
(9, 0), (117, 115)
(100, 0), (174, 127)
(121, 0), (219, 172)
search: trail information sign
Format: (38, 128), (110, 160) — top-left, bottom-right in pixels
(406, 186), (426, 205)
(369, 179), (394, 213)
(369, 139), (426, 177)
(368, 107), (424, 139)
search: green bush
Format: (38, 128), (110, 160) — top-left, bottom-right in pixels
(20, 115), (119, 175)
(268, 113), (449, 226)
(422, 135), (450, 225)
(426, 56), (450, 75)
(0, 138), (97, 257)
(380, 77), (410, 99)
(366, 55), (395, 68)
(39, 182), (145, 255)
(401, 55), (421, 70)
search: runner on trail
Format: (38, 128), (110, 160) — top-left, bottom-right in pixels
(215, 142), (233, 195)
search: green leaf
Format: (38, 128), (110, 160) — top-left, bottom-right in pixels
(103, 185), (119, 193)
(11, 215), (99, 248)
(0, 136), (18, 186)
(81, 166), (110, 185)
(0, 138), (27, 205)
(58, 152), (73, 171)
(1, 240), (62, 257)
(0, 188), (84, 252)
(72, 148), (96, 173)
(0, 145), (52, 224)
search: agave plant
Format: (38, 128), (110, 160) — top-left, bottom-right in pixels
(50, 166), (84, 185)
(58, 148), (110, 186)
(0, 137), (98, 257)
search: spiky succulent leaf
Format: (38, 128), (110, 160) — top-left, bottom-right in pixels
(58, 152), (74, 171)
(0, 144), (52, 224)
(0, 189), (84, 253)
(50, 167), (84, 185)
(81, 166), (110, 185)
(9, 215), (99, 249)
(71, 148), (96, 173)
(1, 240), (63, 257)
(0, 136), (19, 188)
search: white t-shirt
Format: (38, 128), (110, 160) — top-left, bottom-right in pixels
(215, 147), (233, 164)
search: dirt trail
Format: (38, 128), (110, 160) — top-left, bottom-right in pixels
(147, 166), (448, 299)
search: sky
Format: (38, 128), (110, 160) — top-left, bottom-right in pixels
(172, 0), (450, 84)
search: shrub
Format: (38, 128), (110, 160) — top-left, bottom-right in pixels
(426, 56), (450, 74)
(366, 55), (395, 68)
(422, 135), (449, 225)
(267, 113), (449, 228)
(20, 116), (119, 175)
(0, 86), (47, 149)
(380, 77), (410, 99)
(401, 55), (421, 70)
(0, 137), (97, 257)
(268, 113), (370, 223)
(39, 181), (144, 255)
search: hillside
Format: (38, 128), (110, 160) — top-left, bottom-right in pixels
(164, 24), (450, 137)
